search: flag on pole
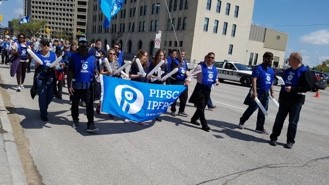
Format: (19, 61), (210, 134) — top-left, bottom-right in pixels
(101, 76), (187, 122)
(19, 16), (30, 24)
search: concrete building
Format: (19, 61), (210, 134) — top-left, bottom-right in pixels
(86, 0), (287, 66)
(24, 0), (89, 39)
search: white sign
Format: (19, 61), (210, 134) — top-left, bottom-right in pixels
(154, 31), (162, 49)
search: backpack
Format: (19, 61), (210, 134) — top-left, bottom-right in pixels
(313, 72), (327, 90)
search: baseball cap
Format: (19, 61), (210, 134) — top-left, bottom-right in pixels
(78, 37), (88, 42)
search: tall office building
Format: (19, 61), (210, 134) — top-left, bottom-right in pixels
(86, 0), (287, 66)
(25, 0), (89, 39)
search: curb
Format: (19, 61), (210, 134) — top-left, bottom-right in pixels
(0, 93), (27, 185)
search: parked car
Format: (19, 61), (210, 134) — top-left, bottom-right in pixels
(214, 61), (252, 86)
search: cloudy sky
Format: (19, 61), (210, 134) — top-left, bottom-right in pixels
(253, 0), (329, 67)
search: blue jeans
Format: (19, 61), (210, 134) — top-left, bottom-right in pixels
(270, 101), (303, 143)
(37, 79), (54, 118)
(240, 91), (269, 130)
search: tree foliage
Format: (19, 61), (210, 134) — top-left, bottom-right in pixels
(313, 59), (329, 72)
(12, 18), (46, 37)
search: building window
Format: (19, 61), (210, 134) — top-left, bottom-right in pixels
(234, 6), (239, 17)
(182, 17), (187, 30)
(216, 0), (221, 13)
(228, 44), (233, 55)
(231, 24), (236, 37)
(166, 19), (171, 31)
(249, 52), (254, 65)
(169, 0), (173, 12)
(179, 41), (183, 47)
(171, 18), (176, 31)
(222, 22), (228, 35)
(177, 17), (182, 30)
(203, 17), (209, 32)
(173, 0), (178, 11)
(179, 0), (184, 10)
(206, 0), (212, 10)
(213, 20), (219, 33)
(253, 53), (259, 65)
(185, 0), (188, 9)
(225, 3), (230, 15)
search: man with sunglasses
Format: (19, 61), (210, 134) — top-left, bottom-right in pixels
(67, 37), (99, 132)
(189, 52), (219, 132)
(238, 52), (275, 134)
(113, 43), (123, 66)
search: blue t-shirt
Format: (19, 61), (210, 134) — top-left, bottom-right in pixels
(252, 64), (274, 91)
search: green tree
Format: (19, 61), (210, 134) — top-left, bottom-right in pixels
(12, 18), (46, 37)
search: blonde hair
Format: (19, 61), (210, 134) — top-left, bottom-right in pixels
(289, 52), (302, 63)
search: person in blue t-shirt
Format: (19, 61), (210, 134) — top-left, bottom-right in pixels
(269, 52), (314, 149)
(239, 52), (275, 134)
(34, 39), (57, 121)
(67, 37), (99, 132)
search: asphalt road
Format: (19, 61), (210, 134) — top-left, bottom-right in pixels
(1, 65), (329, 185)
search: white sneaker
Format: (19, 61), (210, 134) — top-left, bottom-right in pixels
(16, 86), (21, 92)
(124, 119), (130, 123)
(20, 85), (25, 89)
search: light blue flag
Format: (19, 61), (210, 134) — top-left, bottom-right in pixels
(101, 76), (187, 123)
(99, 0), (124, 28)
(20, 16), (30, 24)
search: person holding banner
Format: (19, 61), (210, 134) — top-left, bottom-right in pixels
(238, 52), (275, 134)
(113, 43), (124, 66)
(67, 37), (99, 132)
(33, 39), (57, 121)
(269, 52), (315, 149)
(189, 52), (219, 132)
(169, 50), (190, 117)
(129, 50), (149, 82)
(147, 49), (167, 122)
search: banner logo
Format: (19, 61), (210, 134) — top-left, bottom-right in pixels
(115, 85), (144, 114)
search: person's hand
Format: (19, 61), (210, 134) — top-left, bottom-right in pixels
(68, 87), (74, 95)
(252, 92), (257, 99)
(215, 82), (220, 86)
(285, 86), (292, 93)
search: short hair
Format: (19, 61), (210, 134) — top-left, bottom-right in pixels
(95, 39), (101, 43)
(207, 52), (215, 56)
(289, 52), (302, 63)
(40, 39), (50, 46)
(263, 52), (273, 58)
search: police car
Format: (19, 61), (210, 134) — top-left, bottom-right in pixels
(214, 61), (252, 86)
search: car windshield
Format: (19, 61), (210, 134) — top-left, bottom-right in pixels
(235, 63), (251, 71)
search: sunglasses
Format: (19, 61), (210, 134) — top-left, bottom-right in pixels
(109, 53), (115, 55)
(208, 57), (215, 59)
(114, 47), (119, 49)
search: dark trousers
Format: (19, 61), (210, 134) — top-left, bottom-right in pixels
(1, 50), (9, 64)
(54, 79), (64, 98)
(270, 101), (303, 144)
(170, 81), (188, 113)
(240, 91), (269, 130)
(191, 83), (211, 128)
(71, 86), (94, 124)
(16, 62), (28, 85)
(37, 79), (54, 118)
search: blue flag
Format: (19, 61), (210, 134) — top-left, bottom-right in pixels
(101, 76), (187, 123)
(20, 16), (30, 24)
(99, 0), (124, 28)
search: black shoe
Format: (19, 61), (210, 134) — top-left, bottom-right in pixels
(190, 120), (200, 125)
(177, 112), (188, 117)
(208, 105), (216, 110)
(87, 123), (99, 132)
(284, 142), (294, 149)
(255, 129), (269, 135)
(155, 117), (162, 122)
(41, 116), (48, 122)
(72, 120), (80, 128)
(201, 126), (210, 132)
(170, 112), (176, 116)
(269, 140), (277, 146)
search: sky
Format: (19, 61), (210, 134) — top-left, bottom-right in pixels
(1, 0), (329, 67)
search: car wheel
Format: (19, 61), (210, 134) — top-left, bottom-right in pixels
(240, 76), (251, 86)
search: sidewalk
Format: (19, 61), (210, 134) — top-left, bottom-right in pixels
(0, 86), (27, 184)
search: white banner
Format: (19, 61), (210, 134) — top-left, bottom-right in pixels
(154, 31), (162, 49)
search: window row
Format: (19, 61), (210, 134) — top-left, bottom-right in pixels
(31, 11), (73, 17)
(206, 0), (239, 18)
(203, 18), (237, 37)
(168, 0), (189, 11)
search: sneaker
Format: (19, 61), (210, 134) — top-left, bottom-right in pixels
(80, 101), (86, 107)
(16, 86), (21, 92)
(255, 129), (269, 135)
(41, 116), (48, 122)
(124, 119), (130, 123)
(87, 124), (99, 132)
(269, 140), (277, 146)
(238, 124), (244, 129)
(155, 117), (162, 122)
(202, 126), (210, 132)
(20, 85), (25, 89)
(208, 105), (216, 110)
(170, 112), (176, 116)
(284, 142), (294, 149)
(177, 112), (188, 117)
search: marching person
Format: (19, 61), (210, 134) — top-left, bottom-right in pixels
(169, 49), (190, 117)
(238, 52), (275, 134)
(189, 52), (219, 132)
(67, 37), (99, 132)
(269, 52), (315, 149)
(53, 46), (65, 99)
(34, 39), (57, 121)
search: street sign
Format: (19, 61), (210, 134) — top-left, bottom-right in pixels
(154, 31), (161, 49)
